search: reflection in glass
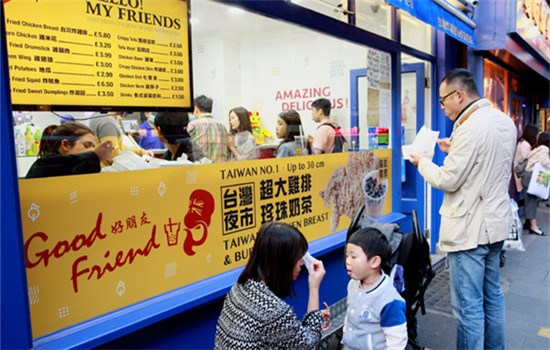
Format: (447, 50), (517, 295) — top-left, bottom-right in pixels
(355, 0), (391, 38)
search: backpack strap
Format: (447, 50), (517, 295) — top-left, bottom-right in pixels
(318, 122), (337, 130)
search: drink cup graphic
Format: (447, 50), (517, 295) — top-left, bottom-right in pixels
(362, 170), (388, 218)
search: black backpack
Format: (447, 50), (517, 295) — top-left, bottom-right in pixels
(319, 123), (348, 153)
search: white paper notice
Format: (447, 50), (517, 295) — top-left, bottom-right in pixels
(402, 126), (440, 160)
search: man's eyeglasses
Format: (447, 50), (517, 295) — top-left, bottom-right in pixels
(439, 90), (457, 105)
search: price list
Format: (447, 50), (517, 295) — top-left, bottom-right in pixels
(4, 0), (191, 109)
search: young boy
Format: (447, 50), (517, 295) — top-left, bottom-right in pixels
(343, 227), (407, 350)
(309, 98), (339, 154)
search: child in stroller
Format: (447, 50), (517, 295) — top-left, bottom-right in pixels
(346, 207), (434, 350)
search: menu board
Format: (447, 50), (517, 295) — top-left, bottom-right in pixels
(4, 0), (192, 110)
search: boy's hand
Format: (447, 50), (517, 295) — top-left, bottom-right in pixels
(321, 302), (331, 331)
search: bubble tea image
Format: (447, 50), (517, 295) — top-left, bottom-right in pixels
(362, 170), (388, 218)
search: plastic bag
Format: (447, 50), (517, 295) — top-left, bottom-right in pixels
(526, 162), (550, 199)
(503, 199), (525, 251)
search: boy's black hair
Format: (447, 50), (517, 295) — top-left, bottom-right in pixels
(154, 112), (189, 144)
(348, 227), (391, 267)
(311, 98), (331, 116)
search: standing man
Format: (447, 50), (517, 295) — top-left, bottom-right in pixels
(309, 98), (338, 154)
(187, 95), (228, 163)
(410, 68), (516, 350)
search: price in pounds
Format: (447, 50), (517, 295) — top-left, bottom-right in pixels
(170, 68), (183, 74)
(97, 81), (113, 87)
(97, 91), (114, 97)
(170, 51), (183, 57)
(95, 41), (112, 49)
(170, 77), (184, 83)
(169, 42), (183, 48)
(95, 51), (112, 58)
(170, 60), (183, 65)
(171, 86), (184, 91)
(96, 61), (112, 68)
(96, 71), (113, 78)
(172, 94), (184, 99)
(94, 31), (111, 39)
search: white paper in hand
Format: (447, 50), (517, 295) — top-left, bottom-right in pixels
(303, 251), (315, 272)
(402, 126), (439, 160)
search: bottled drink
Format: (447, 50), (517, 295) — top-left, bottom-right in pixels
(25, 126), (34, 156)
(33, 127), (42, 155)
(14, 127), (25, 156)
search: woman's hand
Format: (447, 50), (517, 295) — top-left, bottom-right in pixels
(308, 259), (326, 290)
(93, 140), (114, 161)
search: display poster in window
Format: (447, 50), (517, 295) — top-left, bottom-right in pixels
(4, 0), (192, 109)
(19, 150), (391, 337)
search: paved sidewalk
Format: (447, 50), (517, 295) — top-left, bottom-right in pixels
(416, 204), (550, 349)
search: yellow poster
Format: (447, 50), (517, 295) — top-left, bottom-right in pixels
(19, 151), (391, 337)
(4, 0), (191, 108)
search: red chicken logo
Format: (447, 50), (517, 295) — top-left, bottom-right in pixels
(183, 189), (215, 255)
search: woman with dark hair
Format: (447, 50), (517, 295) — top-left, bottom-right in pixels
(276, 109), (306, 158)
(215, 221), (327, 349)
(522, 131), (550, 235)
(154, 111), (204, 162)
(227, 106), (257, 160)
(513, 123), (539, 193)
(26, 122), (113, 178)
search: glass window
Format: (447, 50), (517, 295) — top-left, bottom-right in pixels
(483, 59), (509, 115)
(191, 0), (392, 152)
(355, 0), (392, 39)
(289, 0), (349, 22)
(400, 11), (432, 54)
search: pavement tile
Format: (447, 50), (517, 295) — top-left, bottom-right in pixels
(521, 334), (550, 349)
(504, 329), (526, 350)
(505, 265), (547, 284)
(506, 280), (550, 302)
(506, 292), (549, 324)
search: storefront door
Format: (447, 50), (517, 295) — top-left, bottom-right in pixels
(400, 63), (425, 229)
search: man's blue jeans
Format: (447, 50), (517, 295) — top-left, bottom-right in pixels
(448, 241), (505, 350)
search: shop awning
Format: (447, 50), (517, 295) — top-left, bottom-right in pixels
(386, 0), (476, 48)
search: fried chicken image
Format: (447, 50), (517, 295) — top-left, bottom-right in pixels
(319, 151), (379, 232)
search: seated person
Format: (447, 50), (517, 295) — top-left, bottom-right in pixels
(139, 112), (165, 150)
(227, 106), (257, 161)
(26, 122), (113, 178)
(89, 112), (150, 166)
(154, 111), (204, 162)
(276, 109), (307, 158)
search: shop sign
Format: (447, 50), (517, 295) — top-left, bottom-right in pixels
(386, 0), (475, 47)
(3, 0), (192, 109)
(516, 0), (550, 62)
(19, 151), (392, 337)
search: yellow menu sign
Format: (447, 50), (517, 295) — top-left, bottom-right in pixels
(18, 151), (391, 337)
(4, 0), (192, 109)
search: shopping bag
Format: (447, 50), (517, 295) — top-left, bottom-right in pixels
(503, 199), (525, 251)
(526, 162), (550, 199)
